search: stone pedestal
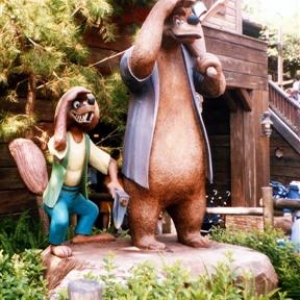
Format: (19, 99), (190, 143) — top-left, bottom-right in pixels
(42, 234), (278, 298)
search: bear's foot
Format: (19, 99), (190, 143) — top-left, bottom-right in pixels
(50, 245), (73, 258)
(72, 233), (116, 244)
(134, 236), (166, 251)
(178, 233), (211, 248)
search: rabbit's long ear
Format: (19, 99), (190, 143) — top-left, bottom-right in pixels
(53, 86), (91, 151)
(89, 100), (100, 131)
(53, 96), (68, 151)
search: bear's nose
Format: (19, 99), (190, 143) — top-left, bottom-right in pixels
(187, 14), (200, 25)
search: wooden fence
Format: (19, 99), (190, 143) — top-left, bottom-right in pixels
(205, 186), (300, 229)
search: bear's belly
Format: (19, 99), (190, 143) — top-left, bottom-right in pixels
(149, 106), (205, 192)
(149, 53), (205, 193)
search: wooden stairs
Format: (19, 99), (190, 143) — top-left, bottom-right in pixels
(269, 81), (300, 154)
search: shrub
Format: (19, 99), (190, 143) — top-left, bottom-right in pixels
(0, 211), (48, 255)
(0, 249), (48, 300)
(210, 226), (300, 299)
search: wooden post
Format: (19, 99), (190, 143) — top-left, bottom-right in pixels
(262, 186), (274, 228)
(277, 25), (283, 88)
(68, 279), (102, 300)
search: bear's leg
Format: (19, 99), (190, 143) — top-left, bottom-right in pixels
(124, 181), (165, 250)
(130, 195), (166, 250)
(167, 194), (211, 248)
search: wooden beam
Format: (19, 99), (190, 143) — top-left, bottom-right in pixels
(223, 90), (238, 112)
(234, 88), (252, 111)
(274, 198), (300, 209)
(206, 206), (264, 215)
(262, 186), (273, 228)
(230, 104), (250, 206)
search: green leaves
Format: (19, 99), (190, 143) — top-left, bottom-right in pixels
(0, 113), (36, 141)
(0, 249), (48, 300)
(0, 213), (48, 298)
(211, 226), (300, 299)
(0, 211), (48, 255)
(243, 0), (300, 77)
(0, 0), (128, 144)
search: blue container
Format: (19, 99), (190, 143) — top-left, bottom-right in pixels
(286, 185), (300, 199)
(284, 185), (300, 214)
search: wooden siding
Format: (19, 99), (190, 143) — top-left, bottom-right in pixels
(1, 97), (55, 123)
(228, 89), (270, 207)
(203, 0), (242, 34)
(203, 26), (268, 91)
(85, 25), (268, 91)
(0, 142), (36, 215)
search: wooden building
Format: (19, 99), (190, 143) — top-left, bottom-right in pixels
(0, 0), (271, 217)
(200, 0), (269, 207)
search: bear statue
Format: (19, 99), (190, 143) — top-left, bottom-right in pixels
(120, 0), (226, 250)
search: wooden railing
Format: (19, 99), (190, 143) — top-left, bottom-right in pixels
(268, 81), (300, 134)
(206, 186), (300, 229)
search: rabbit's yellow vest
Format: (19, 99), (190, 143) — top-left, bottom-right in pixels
(43, 133), (90, 208)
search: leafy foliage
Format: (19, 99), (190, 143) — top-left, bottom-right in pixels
(0, 212), (49, 299)
(243, 0), (300, 78)
(0, 0), (127, 144)
(211, 226), (300, 299)
(0, 211), (48, 255)
(0, 249), (48, 300)
(0, 0), (116, 89)
(0, 112), (36, 140)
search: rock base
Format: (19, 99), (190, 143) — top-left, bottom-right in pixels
(42, 234), (278, 298)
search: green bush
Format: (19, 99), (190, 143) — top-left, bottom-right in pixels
(0, 212), (49, 299)
(0, 211), (48, 255)
(210, 226), (300, 299)
(0, 249), (48, 300)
